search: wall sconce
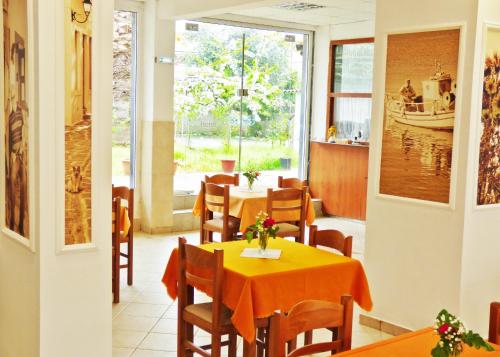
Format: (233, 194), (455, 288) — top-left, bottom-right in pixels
(71, 0), (92, 24)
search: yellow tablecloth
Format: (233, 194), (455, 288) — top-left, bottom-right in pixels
(162, 238), (372, 343)
(335, 328), (499, 356)
(193, 186), (316, 231)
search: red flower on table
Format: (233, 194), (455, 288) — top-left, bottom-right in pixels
(263, 217), (276, 228)
(438, 323), (450, 335)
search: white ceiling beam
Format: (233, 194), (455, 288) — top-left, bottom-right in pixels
(158, 0), (286, 20)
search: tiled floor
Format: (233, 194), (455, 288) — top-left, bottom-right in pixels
(112, 217), (392, 356)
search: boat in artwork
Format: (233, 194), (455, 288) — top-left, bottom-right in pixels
(385, 63), (456, 130)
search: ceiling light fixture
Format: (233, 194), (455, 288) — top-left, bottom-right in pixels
(274, 2), (326, 11)
(71, 0), (92, 24)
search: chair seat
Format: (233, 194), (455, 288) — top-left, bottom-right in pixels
(276, 222), (300, 234)
(184, 302), (235, 334)
(204, 216), (240, 233)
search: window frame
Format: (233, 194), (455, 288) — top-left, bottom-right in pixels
(325, 37), (374, 140)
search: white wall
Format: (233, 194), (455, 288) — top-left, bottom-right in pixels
(364, 0), (482, 332)
(459, 0), (500, 335)
(38, 0), (113, 355)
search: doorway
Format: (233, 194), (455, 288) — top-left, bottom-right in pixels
(174, 20), (312, 193)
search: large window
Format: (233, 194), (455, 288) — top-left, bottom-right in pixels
(326, 38), (374, 141)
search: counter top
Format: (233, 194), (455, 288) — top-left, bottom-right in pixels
(311, 140), (370, 148)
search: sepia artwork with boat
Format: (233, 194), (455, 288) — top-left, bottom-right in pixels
(385, 62), (456, 130)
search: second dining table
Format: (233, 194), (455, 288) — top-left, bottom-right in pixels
(192, 184), (316, 232)
(162, 237), (372, 354)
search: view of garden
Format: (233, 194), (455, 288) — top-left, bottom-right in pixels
(174, 21), (306, 177)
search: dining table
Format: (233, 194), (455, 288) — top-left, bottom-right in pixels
(162, 238), (372, 355)
(192, 185), (316, 232)
(335, 327), (499, 356)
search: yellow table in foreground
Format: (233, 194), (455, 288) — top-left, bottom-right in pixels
(336, 328), (499, 356)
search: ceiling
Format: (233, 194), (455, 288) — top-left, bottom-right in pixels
(228, 0), (375, 27)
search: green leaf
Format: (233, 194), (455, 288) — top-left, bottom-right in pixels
(245, 231), (254, 243)
(431, 345), (448, 357)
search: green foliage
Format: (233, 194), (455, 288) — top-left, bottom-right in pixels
(431, 309), (494, 357)
(175, 24), (300, 142)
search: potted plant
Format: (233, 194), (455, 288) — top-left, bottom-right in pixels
(220, 159), (236, 173)
(280, 157), (291, 170)
(243, 169), (260, 191)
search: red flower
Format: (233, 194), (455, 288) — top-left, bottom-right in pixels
(438, 323), (450, 335)
(263, 218), (275, 228)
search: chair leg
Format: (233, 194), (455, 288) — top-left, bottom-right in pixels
(186, 322), (194, 357)
(304, 330), (313, 346)
(177, 312), (186, 357)
(228, 333), (237, 357)
(127, 238), (133, 286)
(208, 231), (213, 243)
(257, 328), (265, 357)
(287, 338), (297, 354)
(113, 249), (120, 304)
(211, 334), (222, 357)
(331, 327), (339, 355)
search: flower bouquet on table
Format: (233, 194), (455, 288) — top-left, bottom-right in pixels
(245, 211), (279, 252)
(243, 170), (260, 191)
(431, 309), (494, 357)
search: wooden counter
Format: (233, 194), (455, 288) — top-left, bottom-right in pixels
(309, 141), (369, 220)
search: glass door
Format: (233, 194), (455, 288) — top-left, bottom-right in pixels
(174, 20), (310, 192)
(112, 9), (138, 187)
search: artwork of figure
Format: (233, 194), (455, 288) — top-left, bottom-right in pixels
(3, 0), (30, 238)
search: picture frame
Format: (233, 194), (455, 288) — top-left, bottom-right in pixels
(0, 0), (36, 252)
(373, 23), (467, 210)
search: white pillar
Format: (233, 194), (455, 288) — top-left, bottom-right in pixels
(0, 0), (114, 355)
(140, 0), (175, 233)
(364, 0), (500, 336)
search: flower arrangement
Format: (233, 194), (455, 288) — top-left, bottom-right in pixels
(327, 125), (337, 143)
(243, 170), (260, 190)
(245, 211), (279, 251)
(431, 309), (494, 357)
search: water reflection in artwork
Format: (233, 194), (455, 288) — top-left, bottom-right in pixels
(379, 29), (460, 203)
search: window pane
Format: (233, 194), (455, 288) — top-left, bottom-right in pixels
(333, 97), (371, 140)
(333, 43), (374, 93)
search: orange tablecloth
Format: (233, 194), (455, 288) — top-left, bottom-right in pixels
(192, 186), (316, 231)
(336, 328), (499, 356)
(162, 238), (372, 343)
(112, 206), (131, 237)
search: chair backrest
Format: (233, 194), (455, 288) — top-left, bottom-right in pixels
(278, 176), (307, 190)
(205, 173), (239, 186)
(269, 296), (353, 357)
(111, 196), (122, 244)
(112, 185), (134, 235)
(267, 187), (307, 219)
(178, 237), (225, 330)
(309, 225), (353, 257)
(490, 302), (500, 344)
(200, 182), (231, 241)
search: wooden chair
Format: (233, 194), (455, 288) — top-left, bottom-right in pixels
(278, 176), (307, 190)
(490, 302), (500, 344)
(308, 225), (353, 257)
(177, 237), (238, 357)
(266, 187), (308, 244)
(112, 186), (134, 288)
(304, 225), (353, 344)
(200, 182), (240, 244)
(112, 196), (122, 303)
(268, 296), (353, 357)
(205, 173), (239, 186)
